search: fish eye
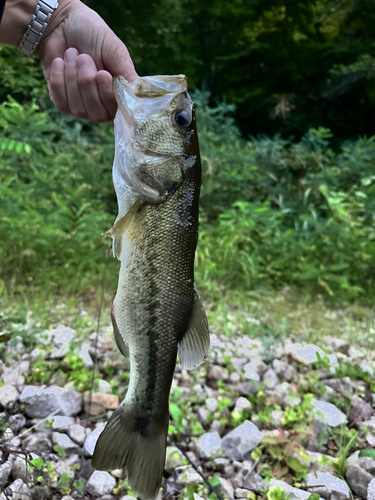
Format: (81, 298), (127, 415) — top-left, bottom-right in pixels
(173, 110), (192, 127)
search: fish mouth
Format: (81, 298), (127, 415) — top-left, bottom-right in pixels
(114, 75), (188, 99)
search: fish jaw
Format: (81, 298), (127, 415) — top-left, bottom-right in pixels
(113, 75), (194, 204)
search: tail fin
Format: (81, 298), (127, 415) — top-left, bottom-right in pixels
(92, 403), (168, 500)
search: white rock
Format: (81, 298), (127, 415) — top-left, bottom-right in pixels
(312, 400), (347, 427)
(234, 397), (252, 414)
(206, 398), (218, 412)
(269, 479), (323, 500)
(263, 368), (280, 389)
(243, 359), (267, 381)
(0, 479), (31, 500)
(305, 471), (350, 500)
(52, 325), (75, 345)
(84, 426), (105, 457)
(0, 385), (18, 406)
(368, 479), (375, 500)
(52, 432), (81, 455)
(286, 343), (326, 365)
(97, 380), (112, 394)
(174, 465), (204, 485)
(221, 421), (263, 461)
(68, 423), (87, 444)
(2, 361), (30, 385)
(195, 432), (222, 459)
(86, 470), (116, 496)
(20, 385), (82, 417)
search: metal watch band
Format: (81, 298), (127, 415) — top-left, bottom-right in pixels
(18, 0), (59, 56)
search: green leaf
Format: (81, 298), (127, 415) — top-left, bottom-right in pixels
(30, 458), (44, 469)
(209, 476), (221, 486)
(359, 449), (375, 459)
(59, 473), (71, 483)
(73, 479), (85, 493)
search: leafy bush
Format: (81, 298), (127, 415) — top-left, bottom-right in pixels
(1, 87), (375, 303)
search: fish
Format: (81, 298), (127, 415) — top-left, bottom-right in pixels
(92, 74), (210, 499)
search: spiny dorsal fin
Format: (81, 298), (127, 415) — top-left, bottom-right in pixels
(108, 200), (141, 259)
(178, 285), (210, 370)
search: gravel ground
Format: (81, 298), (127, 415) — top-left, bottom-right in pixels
(0, 316), (374, 500)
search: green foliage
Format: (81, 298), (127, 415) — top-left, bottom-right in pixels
(267, 485), (289, 500)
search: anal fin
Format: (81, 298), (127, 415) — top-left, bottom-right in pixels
(111, 302), (129, 358)
(178, 284), (210, 370)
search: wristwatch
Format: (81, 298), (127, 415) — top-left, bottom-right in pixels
(19, 0), (59, 56)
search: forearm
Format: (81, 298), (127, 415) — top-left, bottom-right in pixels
(0, 0), (37, 45)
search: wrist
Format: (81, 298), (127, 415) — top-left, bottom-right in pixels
(0, 0), (38, 45)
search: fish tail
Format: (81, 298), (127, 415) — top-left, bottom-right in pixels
(92, 403), (168, 500)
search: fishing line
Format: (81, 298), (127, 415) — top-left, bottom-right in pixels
(167, 435), (224, 500)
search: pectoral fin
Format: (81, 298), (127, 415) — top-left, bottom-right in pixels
(178, 285), (210, 370)
(108, 200), (141, 259)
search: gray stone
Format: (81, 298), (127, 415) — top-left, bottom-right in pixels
(197, 406), (210, 424)
(0, 385), (18, 406)
(210, 420), (223, 434)
(165, 446), (184, 472)
(86, 470), (116, 496)
(216, 477), (234, 500)
(0, 479), (31, 500)
(84, 426), (104, 457)
(174, 465), (204, 485)
(238, 381), (258, 397)
(20, 385), (82, 417)
(368, 479), (375, 500)
(35, 329), (52, 345)
(263, 368), (280, 389)
(78, 343), (94, 368)
(272, 359), (296, 382)
(312, 400), (347, 427)
(52, 432), (81, 455)
(209, 365), (229, 381)
(50, 342), (69, 359)
(206, 397), (219, 412)
(305, 471), (350, 500)
(243, 359), (267, 381)
(97, 380), (112, 394)
(325, 336), (349, 354)
(8, 414), (26, 431)
(0, 456), (14, 488)
(345, 450), (375, 498)
(349, 395), (373, 426)
(195, 432), (222, 459)
(221, 421), (263, 461)
(11, 455), (28, 482)
(68, 424), (87, 444)
(23, 432), (52, 454)
(323, 377), (353, 397)
(2, 361), (30, 385)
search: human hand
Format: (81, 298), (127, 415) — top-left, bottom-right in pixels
(37, 0), (137, 123)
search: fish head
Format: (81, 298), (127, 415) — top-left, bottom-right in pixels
(113, 75), (197, 203)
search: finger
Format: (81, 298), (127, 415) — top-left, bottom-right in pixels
(101, 32), (137, 82)
(64, 47), (87, 119)
(49, 57), (69, 114)
(77, 54), (111, 123)
(96, 70), (117, 121)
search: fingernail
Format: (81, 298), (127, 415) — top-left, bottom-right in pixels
(65, 48), (78, 64)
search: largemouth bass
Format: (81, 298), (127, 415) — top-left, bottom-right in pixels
(92, 75), (210, 499)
